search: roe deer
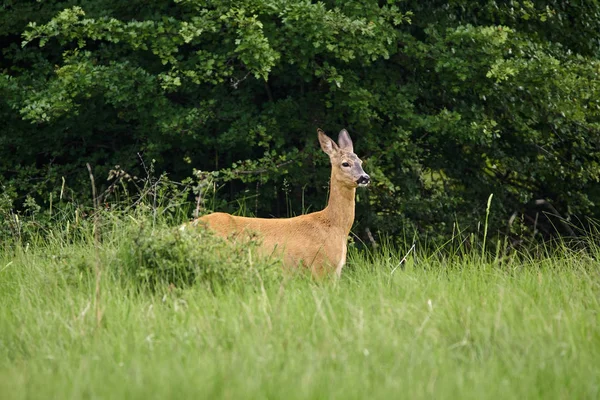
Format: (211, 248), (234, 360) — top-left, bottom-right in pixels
(190, 128), (370, 276)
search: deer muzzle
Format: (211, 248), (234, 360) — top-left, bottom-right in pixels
(357, 174), (371, 186)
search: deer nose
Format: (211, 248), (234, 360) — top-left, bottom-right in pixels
(357, 174), (370, 186)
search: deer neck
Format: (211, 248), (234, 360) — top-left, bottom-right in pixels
(323, 173), (356, 235)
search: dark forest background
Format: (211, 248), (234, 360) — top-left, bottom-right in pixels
(2, 0), (600, 246)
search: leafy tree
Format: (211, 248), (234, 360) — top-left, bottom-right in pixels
(1, 0), (599, 246)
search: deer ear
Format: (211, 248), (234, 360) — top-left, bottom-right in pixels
(337, 129), (353, 152)
(318, 129), (338, 156)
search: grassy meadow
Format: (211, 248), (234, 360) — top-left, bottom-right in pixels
(1, 209), (599, 400)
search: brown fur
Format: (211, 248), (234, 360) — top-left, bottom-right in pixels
(189, 128), (369, 276)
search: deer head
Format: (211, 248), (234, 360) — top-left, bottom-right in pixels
(318, 128), (370, 188)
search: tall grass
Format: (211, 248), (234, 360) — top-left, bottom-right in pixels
(1, 201), (599, 399)
(1, 173), (600, 399)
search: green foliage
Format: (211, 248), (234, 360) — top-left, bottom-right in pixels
(2, 0), (600, 245)
(120, 221), (283, 290)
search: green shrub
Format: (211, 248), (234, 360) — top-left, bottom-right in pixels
(117, 220), (283, 291)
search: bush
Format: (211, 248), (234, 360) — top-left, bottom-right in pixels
(117, 219), (283, 291)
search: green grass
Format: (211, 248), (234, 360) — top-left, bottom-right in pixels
(1, 216), (599, 399)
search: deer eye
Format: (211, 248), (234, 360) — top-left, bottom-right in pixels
(342, 162), (350, 168)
